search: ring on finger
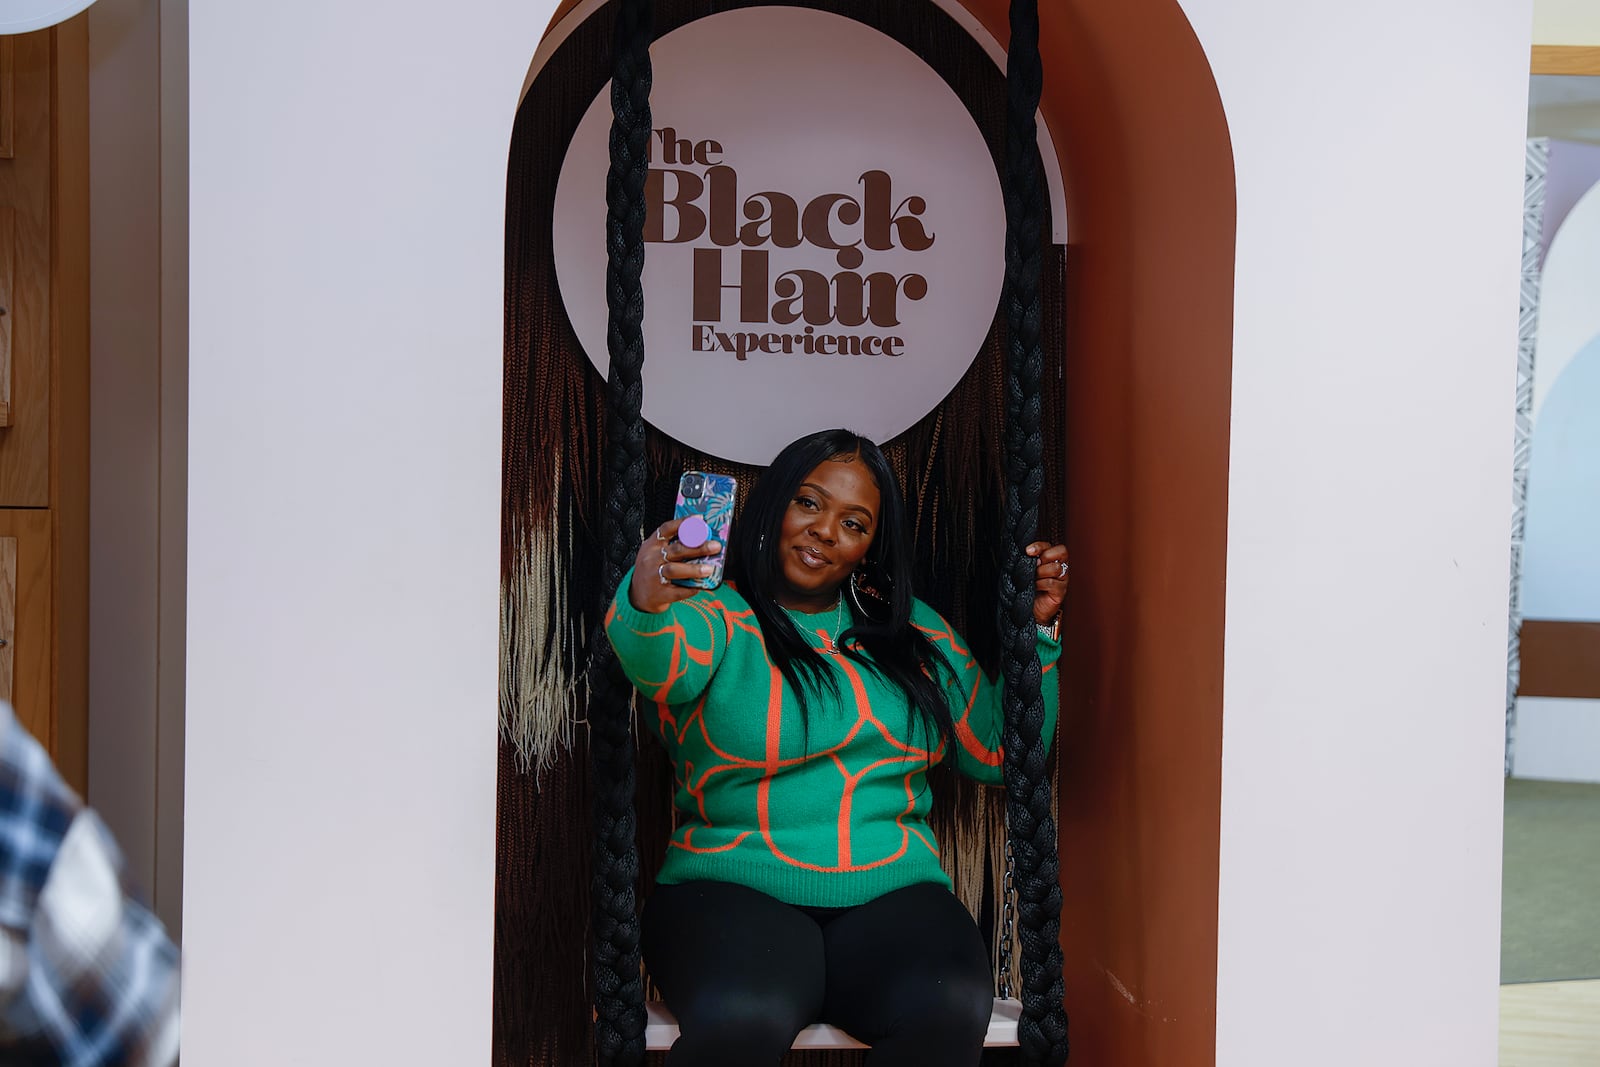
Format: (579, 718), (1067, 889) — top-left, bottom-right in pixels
(658, 562), (670, 585)
(1057, 560), (1069, 578)
(661, 542), (670, 563)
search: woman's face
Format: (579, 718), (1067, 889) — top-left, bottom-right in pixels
(773, 455), (881, 611)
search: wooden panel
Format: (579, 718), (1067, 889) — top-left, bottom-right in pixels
(0, 30), (50, 507)
(52, 13), (90, 795)
(0, 37), (13, 160)
(0, 510), (51, 745)
(1533, 45), (1600, 76)
(0, 206), (13, 427)
(1500, 979), (1600, 1066)
(1519, 619), (1600, 700)
(0, 536), (13, 702)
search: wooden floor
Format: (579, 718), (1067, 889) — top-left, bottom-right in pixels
(1500, 980), (1600, 1065)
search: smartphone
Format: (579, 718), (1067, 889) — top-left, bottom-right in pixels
(673, 470), (736, 589)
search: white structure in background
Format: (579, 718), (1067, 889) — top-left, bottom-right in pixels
(0, 0), (100, 34)
(181, 1), (1528, 1064)
(1515, 140), (1600, 783)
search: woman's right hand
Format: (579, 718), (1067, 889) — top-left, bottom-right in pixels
(627, 517), (724, 613)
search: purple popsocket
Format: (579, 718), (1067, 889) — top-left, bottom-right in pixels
(677, 514), (711, 548)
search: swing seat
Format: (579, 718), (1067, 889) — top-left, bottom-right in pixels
(642, 998), (1022, 1051)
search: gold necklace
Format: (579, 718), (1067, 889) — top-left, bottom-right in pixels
(783, 597), (844, 655)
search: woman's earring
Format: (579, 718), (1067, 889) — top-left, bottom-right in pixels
(847, 571), (868, 616)
(757, 533), (766, 551)
(850, 567), (891, 620)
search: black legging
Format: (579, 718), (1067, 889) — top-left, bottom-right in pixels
(642, 880), (994, 1066)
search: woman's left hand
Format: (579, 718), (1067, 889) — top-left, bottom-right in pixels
(1025, 541), (1070, 626)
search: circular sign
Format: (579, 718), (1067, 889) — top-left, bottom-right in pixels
(0, 0), (100, 34)
(552, 6), (1004, 465)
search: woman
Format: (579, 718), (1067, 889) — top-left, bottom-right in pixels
(604, 428), (1068, 1066)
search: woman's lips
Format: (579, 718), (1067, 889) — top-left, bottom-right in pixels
(794, 546), (831, 569)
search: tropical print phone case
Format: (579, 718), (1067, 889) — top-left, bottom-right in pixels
(673, 471), (736, 589)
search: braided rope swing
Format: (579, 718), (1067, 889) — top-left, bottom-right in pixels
(588, 0), (653, 1063)
(587, 1), (1068, 1064)
(996, 0), (1071, 1062)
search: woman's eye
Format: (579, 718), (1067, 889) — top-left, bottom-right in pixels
(795, 496), (818, 510)
(845, 519), (866, 533)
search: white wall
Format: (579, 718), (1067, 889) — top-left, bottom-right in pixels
(1531, 172), (1600, 424)
(183, 2), (1529, 1065)
(1186, 0), (1528, 1064)
(1537, 141), (1600, 267)
(182, 2), (553, 1063)
(1514, 698), (1600, 781)
(1523, 335), (1600, 619)
(1534, 0), (1600, 45)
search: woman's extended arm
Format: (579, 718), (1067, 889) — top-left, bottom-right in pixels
(603, 517), (732, 706)
(914, 604), (1061, 786)
(920, 538), (1069, 785)
(604, 578), (731, 706)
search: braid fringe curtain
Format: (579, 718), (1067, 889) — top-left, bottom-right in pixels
(494, 2), (1068, 1064)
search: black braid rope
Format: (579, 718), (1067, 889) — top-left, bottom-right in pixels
(997, 0), (1070, 1064)
(589, 0), (654, 1063)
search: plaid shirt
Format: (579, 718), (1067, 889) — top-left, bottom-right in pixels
(0, 703), (179, 1066)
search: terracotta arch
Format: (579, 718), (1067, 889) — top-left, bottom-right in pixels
(957, 4), (1237, 1065)
(528, 2), (1234, 1063)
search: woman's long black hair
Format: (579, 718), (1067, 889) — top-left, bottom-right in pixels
(726, 429), (959, 758)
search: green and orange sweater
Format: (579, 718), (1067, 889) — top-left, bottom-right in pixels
(605, 575), (1060, 908)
